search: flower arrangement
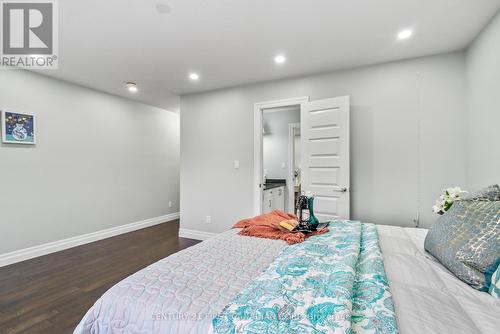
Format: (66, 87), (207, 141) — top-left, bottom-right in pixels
(432, 186), (467, 215)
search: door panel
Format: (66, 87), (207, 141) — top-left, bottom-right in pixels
(315, 197), (339, 215)
(301, 96), (350, 221)
(310, 167), (339, 185)
(309, 138), (339, 156)
(309, 108), (340, 127)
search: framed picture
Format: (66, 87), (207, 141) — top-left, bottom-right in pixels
(1, 111), (36, 145)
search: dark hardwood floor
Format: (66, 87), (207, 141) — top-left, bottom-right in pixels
(0, 220), (200, 334)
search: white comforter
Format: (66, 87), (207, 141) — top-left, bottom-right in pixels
(75, 225), (500, 334)
(378, 225), (500, 334)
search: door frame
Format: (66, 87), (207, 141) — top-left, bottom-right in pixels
(288, 122), (300, 214)
(253, 96), (310, 216)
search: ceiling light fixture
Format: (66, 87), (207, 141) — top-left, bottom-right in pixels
(126, 81), (138, 93)
(156, 3), (171, 14)
(397, 29), (413, 40)
(274, 54), (286, 65)
(189, 73), (200, 81)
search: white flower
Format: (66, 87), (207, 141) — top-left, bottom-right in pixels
(433, 186), (467, 215)
(432, 205), (442, 213)
(446, 187), (466, 198)
(432, 199), (444, 213)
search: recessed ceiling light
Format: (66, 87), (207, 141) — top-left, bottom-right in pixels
(126, 81), (138, 93)
(397, 29), (413, 40)
(274, 54), (286, 65)
(189, 73), (200, 81)
(156, 3), (171, 14)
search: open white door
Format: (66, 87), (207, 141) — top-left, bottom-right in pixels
(301, 96), (350, 221)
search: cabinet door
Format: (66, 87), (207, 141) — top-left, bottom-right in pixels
(262, 190), (273, 213)
(274, 187), (285, 211)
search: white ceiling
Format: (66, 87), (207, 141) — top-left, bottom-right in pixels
(39, 0), (500, 111)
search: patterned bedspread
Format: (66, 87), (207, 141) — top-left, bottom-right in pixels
(211, 221), (398, 334)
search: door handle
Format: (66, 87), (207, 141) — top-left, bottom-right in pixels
(332, 187), (348, 193)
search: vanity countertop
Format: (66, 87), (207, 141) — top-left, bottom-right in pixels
(263, 179), (286, 190)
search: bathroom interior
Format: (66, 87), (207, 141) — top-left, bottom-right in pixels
(262, 106), (301, 214)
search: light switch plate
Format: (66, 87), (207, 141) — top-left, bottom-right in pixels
(234, 160), (240, 169)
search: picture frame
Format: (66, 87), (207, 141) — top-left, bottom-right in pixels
(1, 110), (36, 145)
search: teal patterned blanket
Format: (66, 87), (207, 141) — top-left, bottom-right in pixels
(210, 221), (398, 334)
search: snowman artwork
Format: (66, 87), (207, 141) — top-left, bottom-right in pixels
(12, 123), (28, 141)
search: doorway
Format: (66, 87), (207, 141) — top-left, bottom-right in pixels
(262, 107), (300, 214)
(254, 96), (351, 220)
(253, 97), (310, 215)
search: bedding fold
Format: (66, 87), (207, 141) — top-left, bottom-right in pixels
(352, 224), (398, 333)
(210, 221), (398, 334)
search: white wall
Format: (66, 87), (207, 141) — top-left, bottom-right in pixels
(0, 71), (180, 254)
(180, 52), (467, 233)
(466, 11), (500, 189)
(263, 108), (300, 179)
(294, 134), (301, 176)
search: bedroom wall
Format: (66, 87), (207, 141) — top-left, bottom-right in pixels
(0, 70), (180, 254)
(180, 52), (467, 232)
(465, 11), (500, 189)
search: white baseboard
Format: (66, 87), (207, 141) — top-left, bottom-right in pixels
(179, 228), (217, 241)
(0, 212), (180, 268)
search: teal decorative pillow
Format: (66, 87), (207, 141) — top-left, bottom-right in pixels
(462, 184), (500, 201)
(489, 263), (500, 298)
(425, 185), (500, 291)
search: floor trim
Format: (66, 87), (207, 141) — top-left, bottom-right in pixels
(0, 212), (180, 267)
(179, 228), (217, 241)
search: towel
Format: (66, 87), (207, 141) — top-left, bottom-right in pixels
(233, 210), (328, 245)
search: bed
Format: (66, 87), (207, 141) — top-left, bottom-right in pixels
(74, 223), (500, 334)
